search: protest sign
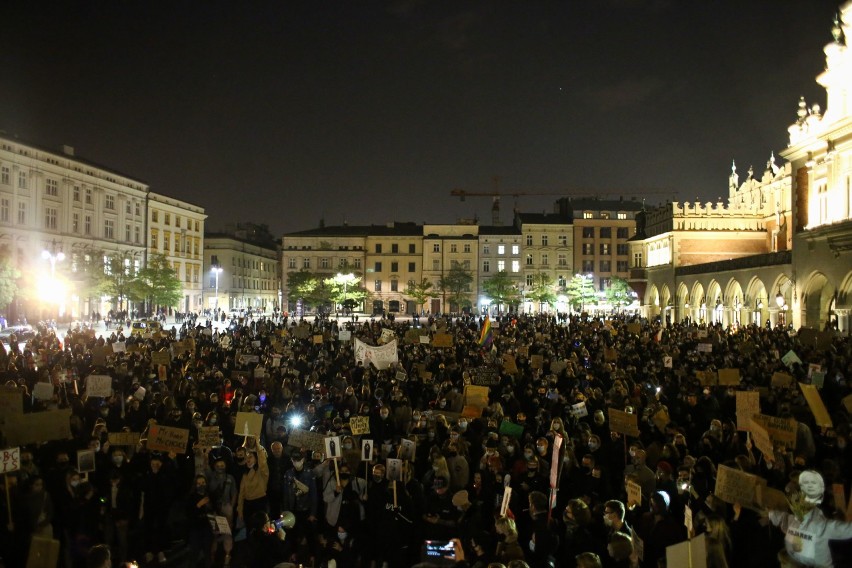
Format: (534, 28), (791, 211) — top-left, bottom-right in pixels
(146, 425), (189, 454)
(292, 326), (310, 339)
(626, 322), (641, 335)
(799, 383), (833, 428)
(771, 372), (794, 388)
(432, 333), (453, 348)
(500, 486), (512, 517)
(354, 338), (399, 370)
(530, 354), (544, 369)
(395, 371), (407, 382)
(26, 536), (61, 568)
(111, 341), (126, 353)
(92, 346), (110, 366)
(696, 370), (717, 386)
(696, 329), (708, 339)
(198, 426), (220, 448)
(714, 464), (765, 509)
(666, 534), (707, 568)
(751, 414), (797, 448)
(697, 342), (713, 353)
(756, 484), (789, 511)
(380, 328), (395, 343)
(151, 351), (171, 365)
(652, 407), (670, 433)
(832, 483), (847, 517)
(86, 375), (113, 398)
(253, 366), (266, 379)
(736, 391), (760, 431)
(498, 420), (524, 438)
(32, 382), (54, 401)
(782, 350), (802, 368)
(462, 405), (483, 419)
(77, 449), (96, 473)
(3, 409), (72, 446)
(464, 385), (490, 409)
(843, 394), (852, 414)
(718, 368), (741, 386)
(549, 435), (563, 489)
(470, 366), (500, 386)
(417, 335), (430, 344)
(811, 371), (825, 389)
(502, 354), (518, 374)
(627, 479), (642, 507)
(663, 356), (672, 368)
(550, 360), (567, 374)
(338, 330), (351, 341)
(608, 408), (640, 437)
(361, 439), (373, 462)
(749, 418), (774, 462)
(235, 412), (263, 438)
(399, 438), (416, 461)
(0, 387), (23, 418)
(313, 334), (324, 345)
(571, 402), (588, 418)
(807, 363), (822, 379)
(603, 348), (617, 362)
(325, 436), (341, 460)
(1, 447), (20, 473)
(386, 458), (402, 481)
(108, 431), (140, 446)
(349, 416), (370, 435)
(287, 429), (325, 454)
(404, 329), (422, 344)
(797, 328), (833, 352)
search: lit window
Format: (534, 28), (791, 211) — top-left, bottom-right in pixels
(511, 260), (519, 273)
(497, 245), (505, 255)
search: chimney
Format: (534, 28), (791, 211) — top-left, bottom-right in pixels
(61, 145), (75, 156)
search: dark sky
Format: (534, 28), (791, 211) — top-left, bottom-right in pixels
(0, 1), (841, 235)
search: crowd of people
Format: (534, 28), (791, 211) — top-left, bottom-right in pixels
(1, 310), (852, 568)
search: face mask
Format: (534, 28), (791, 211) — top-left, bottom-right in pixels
(528, 539), (536, 552)
(380, 413), (389, 419)
(427, 433), (435, 440)
(194, 421), (203, 430)
(343, 443), (353, 450)
(412, 413), (421, 422)
(589, 443), (600, 451)
(197, 485), (207, 494)
(438, 401), (446, 408)
(629, 449), (637, 458)
(537, 446), (546, 455)
(112, 456), (125, 466)
(70, 480), (80, 488)
(338, 532), (348, 541)
(372, 476), (383, 483)
(209, 418), (217, 425)
(506, 446), (515, 453)
(458, 422), (467, 431)
(524, 451), (534, 459)
(343, 411), (350, 418)
(293, 459), (304, 470)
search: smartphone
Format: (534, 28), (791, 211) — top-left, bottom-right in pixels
(424, 540), (456, 560)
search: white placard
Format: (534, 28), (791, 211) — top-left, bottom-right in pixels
(325, 436), (341, 460)
(500, 485), (512, 517)
(86, 375), (113, 398)
(111, 341), (126, 353)
(361, 439), (374, 462)
(33, 382), (54, 401)
(1, 447), (20, 473)
(663, 356), (672, 368)
(338, 330), (351, 341)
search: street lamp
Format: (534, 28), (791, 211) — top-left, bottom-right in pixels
(41, 243), (66, 318)
(336, 272), (355, 318)
(211, 266), (223, 311)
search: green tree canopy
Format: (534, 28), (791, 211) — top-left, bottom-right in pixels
(136, 254), (183, 309)
(605, 276), (634, 311)
(481, 271), (521, 312)
(323, 273), (367, 314)
(287, 269), (333, 310)
(527, 273), (557, 310)
(566, 274), (598, 312)
(438, 265), (474, 310)
(405, 278), (439, 312)
(91, 252), (144, 311)
(0, 251), (20, 310)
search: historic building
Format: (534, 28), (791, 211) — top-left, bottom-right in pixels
(0, 135), (148, 321)
(422, 223), (480, 314)
(514, 211), (572, 313)
(147, 192), (206, 314)
(477, 224), (523, 315)
(630, 3), (852, 332)
(204, 228), (280, 313)
(364, 223), (423, 314)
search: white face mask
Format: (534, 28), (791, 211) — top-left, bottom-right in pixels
(338, 532), (348, 541)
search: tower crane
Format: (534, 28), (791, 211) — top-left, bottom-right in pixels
(450, 187), (675, 225)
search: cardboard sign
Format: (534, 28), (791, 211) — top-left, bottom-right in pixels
(26, 536), (61, 568)
(419, 335), (431, 344)
(0, 387), (23, 418)
(349, 416), (370, 435)
(404, 329), (422, 344)
(151, 351), (171, 365)
(799, 383), (832, 427)
(235, 412), (264, 438)
(652, 407), (670, 433)
(386, 458), (402, 481)
(751, 414), (797, 448)
(736, 391), (760, 431)
(626, 322), (641, 335)
(86, 375), (113, 398)
(811, 371), (825, 389)
(464, 385), (490, 409)
(530, 354), (544, 369)
(603, 348), (617, 362)
(432, 333), (453, 348)
(500, 486), (512, 517)
(325, 436), (341, 460)
(338, 330), (352, 341)
(361, 439), (374, 462)
(771, 372), (794, 388)
(77, 449), (96, 473)
(146, 425), (190, 454)
(718, 368), (741, 386)
(92, 346), (110, 366)
(714, 464), (766, 509)
(292, 326), (310, 339)
(108, 431), (140, 446)
(461, 405), (483, 419)
(843, 394), (852, 414)
(756, 484), (789, 511)
(395, 371), (407, 382)
(696, 370), (717, 386)
(697, 342), (713, 353)
(627, 479), (642, 507)
(198, 426), (220, 448)
(608, 408), (640, 437)
(470, 366), (500, 386)
(287, 428), (325, 454)
(749, 418), (774, 462)
(1, 447), (20, 473)
(666, 533), (707, 568)
(663, 356), (672, 368)
(3, 409), (72, 446)
(312, 334), (324, 345)
(797, 328), (834, 352)
(782, 350), (802, 368)
(32, 382), (54, 401)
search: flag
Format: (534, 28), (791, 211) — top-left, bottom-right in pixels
(478, 316), (493, 349)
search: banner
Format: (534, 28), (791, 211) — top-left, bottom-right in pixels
(354, 338), (398, 370)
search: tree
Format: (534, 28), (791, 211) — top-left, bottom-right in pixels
(405, 278), (439, 314)
(91, 253), (144, 312)
(286, 270), (333, 312)
(324, 273), (367, 315)
(566, 274), (598, 312)
(527, 273), (557, 311)
(136, 254), (183, 310)
(481, 271), (521, 313)
(0, 252), (20, 310)
(438, 266), (474, 312)
(605, 276), (634, 312)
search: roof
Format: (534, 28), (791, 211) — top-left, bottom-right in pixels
(559, 197), (646, 212)
(283, 222), (423, 237)
(478, 225), (522, 235)
(515, 212), (572, 225)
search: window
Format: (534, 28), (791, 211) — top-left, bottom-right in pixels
(391, 244), (398, 253)
(497, 260), (505, 271)
(175, 216), (181, 229)
(450, 244), (457, 253)
(135, 226), (141, 244)
(104, 219), (114, 239)
(18, 171), (27, 189)
(526, 235), (533, 246)
(617, 244), (629, 255)
(126, 201), (132, 215)
(582, 260), (594, 272)
(354, 258), (362, 268)
(600, 277), (611, 291)
(582, 227), (594, 238)
(526, 254), (533, 266)
(526, 274), (534, 286)
(483, 260), (490, 273)
(375, 244), (382, 253)
(464, 243), (471, 253)
(164, 233), (170, 251)
(408, 262), (415, 272)
(43, 207), (57, 229)
(103, 255), (112, 275)
(600, 227), (611, 238)
(600, 212), (610, 220)
(45, 179), (58, 196)
(125, 224), (131, 242)
(17, 202), (25, 224)
(303, 258), (310, 269)
(617, 227), (629, 239)
(433, 243), (440, 252)
(582, 244), (594, 255)
(288, 258), (297, 269)
(541, 235), (548, 246)
(374, 262), (382, 272)
(73, 186), (80, 201)
(617, 260), (629, 272)
(0, 166), (9, 185)
(151, 229), (159, 249)
(559, 235), (568, 246)
(152, 211), (159, 223)
(105, 194), (115, 210)
(432, 259), (440, 270)
(483, 244), (490, 255)
(558, 275), (567, 287)
(135, 202), (141, 216)
(633, 252), (643, 267)
(558, 254), (567, 266)
(600, 243), (610, 255)
(391, 262), (398, 272)
(541, 253), (548, 266)
(617, 212), (627, 220)
(583, 211), (593, 219)
(375, 279), (382, 292)
(409, 244), (416, 253)
(195, 221), (199, 231)
(600, 260), (611, 272)
(512, 245), (519, 255)
(165, 213), (171, 225)
(85, 188), (92, 204)
(512, 260), (520, 273)
(320, 258), (329, 268)
(391, 280), (398, 292)
(0, 198), (8, 222)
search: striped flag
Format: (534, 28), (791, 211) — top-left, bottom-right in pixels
(478, 316), (493, 349)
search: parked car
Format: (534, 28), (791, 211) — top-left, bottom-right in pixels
(0, 324), (36, 343)
(129, 320), (163, 336)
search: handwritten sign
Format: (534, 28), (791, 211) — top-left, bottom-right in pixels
(151, 351), (171, 365)
(32, 382), (54, 401)
(571, 402), (588, 418)
(799, 383), (832, 428)
(749, 418), (774, 462)
(287, 428), (325, 454)
(198, 426), (220, 448)
(756, 484), (789, 511)
(1, 447), (20, 473)
(666, 534), (707, 568)
(86, 375), (113, 398)
(77, 449), (96, 473)
(432, 333), (453, 348)
(338, 330), (351, 341)
(108, 431), (140, 446)
(771, 372), (794, 388)
(395, 371), (407, 382)
(349, 416), (370, 435)
(697, 342), (713, 353)
(663, 356), (672, 368)
(718, 368), (741, 386)
(111, 341), (126, 353)
(530, 354), (544, 369)
(736, 391), (760, 431)
(235, 412), (263, 438)
(147, 425), (190, 454)
(464, 385), (490, 409)
(782, 350), (802, 368)
(470, 366), (500, 386)
(752, 414), (797, 448)
(0, 388), (23, 418)
(608, 408), (640, 437)
(714, 464), (765, 509)
(3, 409), (72, 446)
(627, 479), (642, 507)
(696, 370), (717, 386)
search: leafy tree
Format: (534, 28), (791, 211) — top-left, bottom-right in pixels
(405, 278), (439, 313)
(527, 273), (557, 311)
(481, 271), (521, 313)
(438, 266), (474, 311)
(605, 276), (634, 311)
(92, 253), (144, 312)
(566, 274), (598, 312)
(324, 273), (367, 315)
(286, 269), (333, 312)
(0, 252), (20, 310)
(136, 254), (183, 310)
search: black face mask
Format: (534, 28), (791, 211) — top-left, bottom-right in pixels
(196, 485), (207, 494)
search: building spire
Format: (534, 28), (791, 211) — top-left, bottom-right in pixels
(729, 160), (739, 192)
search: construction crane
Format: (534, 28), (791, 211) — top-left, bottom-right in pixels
(450, 187), (675, 225)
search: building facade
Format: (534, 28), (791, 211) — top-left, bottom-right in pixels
(204, 233), (280, 314)
(147, 192), (206, 314)
(477, 225), (523, 315)
(364, 223), (423, 314)
(0, 136), (147, 321)
(515, 212), (573, 313)
(422, 223), (479, 314)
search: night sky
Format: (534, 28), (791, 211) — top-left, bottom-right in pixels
(0, 1), (841, 235)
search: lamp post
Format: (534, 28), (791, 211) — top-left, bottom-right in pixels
(41, 242), (66, 320)
(212, 266), (223, 312)
(336, 272), (355, 319)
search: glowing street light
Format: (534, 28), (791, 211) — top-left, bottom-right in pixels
(335, 272), (356, 318)
(212, 266), (223, 311)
